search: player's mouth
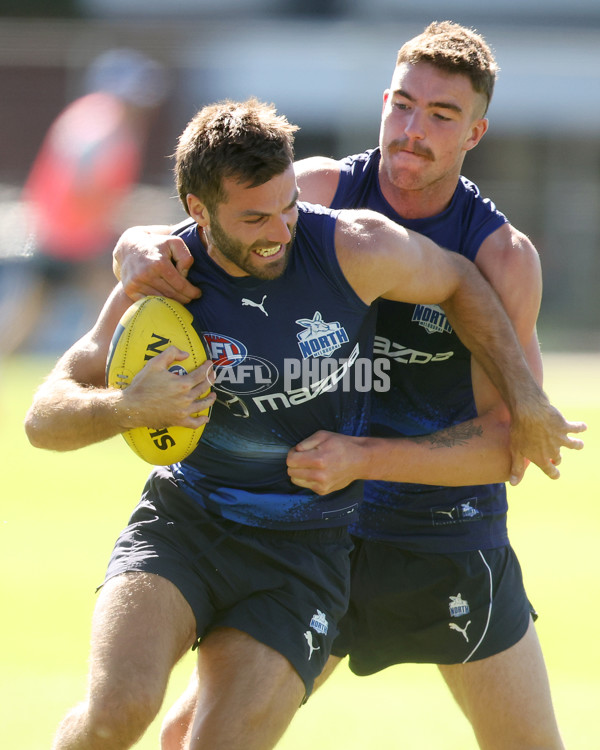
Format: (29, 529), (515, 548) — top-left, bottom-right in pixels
(389, 140), (434, 161)
(395, 147), (429, 161)
(253, 245), (282, 258)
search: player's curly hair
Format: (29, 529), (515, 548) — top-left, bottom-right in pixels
(397, 21), (499, 114)
(174, 97), (298, 215)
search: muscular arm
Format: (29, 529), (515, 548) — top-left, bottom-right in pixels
(288, 225), (566, 492)
(286, 418), (508, 494)
(397, 224), (545, 484)
(288, 226), (527, 491)
(466, 223), (543, 473)
(294, 155), (341, 205)
(24, 285), (214, 452)
(297, 211), (585, 484)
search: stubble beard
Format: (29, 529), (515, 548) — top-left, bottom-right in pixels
(206, 218), (296, 281)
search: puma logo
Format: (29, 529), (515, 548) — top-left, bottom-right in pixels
(241, 294), (268, 316)
(448, 620), (472, 642)
(436, 509), (455, 518)
(304, 630), (321, 660)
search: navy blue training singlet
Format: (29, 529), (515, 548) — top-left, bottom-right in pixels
(329, 148), (510, 552)
(170, 202), (376, 530)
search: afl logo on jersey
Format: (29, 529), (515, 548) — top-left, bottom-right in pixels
(204, 332), (279, 395)
(216, 355), (279, 396)
(204, 332), (247, 367)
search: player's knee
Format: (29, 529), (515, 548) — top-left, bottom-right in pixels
(86, 690), (162, 746)
(160, 712), (192, 750)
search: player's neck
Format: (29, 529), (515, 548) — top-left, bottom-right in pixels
(379, 177), (458, 220)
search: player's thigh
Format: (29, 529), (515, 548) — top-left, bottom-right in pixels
(439, 618), (563, 749)
(89, 571), (197, 707)
(191, 627), (305, 750)
(162, 645), (326, 749)
(313, 654), (343, 692)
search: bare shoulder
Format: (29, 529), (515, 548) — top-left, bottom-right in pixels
(334, 208), (401, 249)
(333, 209), (423, 305)
(294, 156), (343, 207)
(476, 223), (542, 341)
(476, 222), (541, 286)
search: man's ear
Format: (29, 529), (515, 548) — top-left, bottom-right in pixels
(464, 117), (489, 152)
(187, 194), (210, 226)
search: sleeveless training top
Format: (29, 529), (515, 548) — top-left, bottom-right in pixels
(329, 148), (510, 552)
(168, 202), (376, 530)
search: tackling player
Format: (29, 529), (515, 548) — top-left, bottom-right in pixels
(114, 23), (582, 750)
(25, 98), (582, 750)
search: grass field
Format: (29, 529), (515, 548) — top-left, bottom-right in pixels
(1, 352), (598, 749)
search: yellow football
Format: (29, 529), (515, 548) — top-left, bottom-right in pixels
(106, 296), (210, 465)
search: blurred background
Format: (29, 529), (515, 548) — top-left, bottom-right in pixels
(0, 0), (599, 354)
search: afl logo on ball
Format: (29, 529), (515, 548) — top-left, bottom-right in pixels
(168, 364), (188, 376)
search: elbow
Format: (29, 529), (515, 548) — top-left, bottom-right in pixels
(24, 409), (58, 451)
(24, 411), (46, 449)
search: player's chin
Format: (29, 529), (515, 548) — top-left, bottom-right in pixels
(250, 253), (289, 280)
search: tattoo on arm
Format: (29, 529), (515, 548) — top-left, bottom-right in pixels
(412, 423), (484, 449)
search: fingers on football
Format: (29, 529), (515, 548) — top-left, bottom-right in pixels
(188, 361), (213, 389)
(149, 345), (189, 367)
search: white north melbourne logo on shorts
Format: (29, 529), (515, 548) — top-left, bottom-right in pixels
(304, 611), (329, 660)
(309, 609), (329, 634)
(449, 593), (470, 617)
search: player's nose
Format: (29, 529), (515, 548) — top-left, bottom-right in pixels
(267, 214), (292, 244)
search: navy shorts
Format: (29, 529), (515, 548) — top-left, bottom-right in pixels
(331, 539), (535, 675)
(103, 469), (353, 697)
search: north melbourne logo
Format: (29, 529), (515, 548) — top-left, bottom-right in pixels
(309, 609), (329, 635)
(296, 312), (349, 359)
(412, 304), (453, 335)
(460, 501), (481, 519)
(432, 498), (482, 526)
(449, 593), (470, 618)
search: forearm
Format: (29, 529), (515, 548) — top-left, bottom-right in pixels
(444, 264), (548, 418)
(288, 411), (514, 495)
(25, 378), (134, 452)
(361, 414), (512, 486)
